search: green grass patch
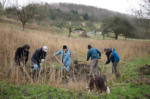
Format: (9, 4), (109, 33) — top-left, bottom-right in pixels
(105, 55), (150, 99)
(0, 81), (101, 99)
(1, 56), (150, 99)
(121, 56), (150, 81)
(106, 83), (150, 99)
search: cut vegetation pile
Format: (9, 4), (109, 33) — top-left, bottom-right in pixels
(139, 64), (150, 75)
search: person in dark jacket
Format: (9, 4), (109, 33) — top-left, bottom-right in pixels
(104, 48), (112, 64)
(104, 48), (121, 78)
(31, 46), (48, 80)
(87, 45), (101, 76)
(8, 44), (30, 78)
(31, 46), (48, 71)
(14, 44), (30, 66)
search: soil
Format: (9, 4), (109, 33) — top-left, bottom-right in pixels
(139, 64), (150, 75)
(138, 64), (150, 85)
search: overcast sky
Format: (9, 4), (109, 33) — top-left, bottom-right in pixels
(4, 0), (143, 14)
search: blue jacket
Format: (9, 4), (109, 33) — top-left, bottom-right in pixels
(55, 49), (71, 66)
(87, 48), (101, 61)
(106, 48), (120, 64)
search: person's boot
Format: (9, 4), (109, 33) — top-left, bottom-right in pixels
(116, 73), (121, 78)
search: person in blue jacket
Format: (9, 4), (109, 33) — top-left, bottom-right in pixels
(87, 45), (101, 76)
(54, 45), (71, 73)
(104, 48), (121, 78)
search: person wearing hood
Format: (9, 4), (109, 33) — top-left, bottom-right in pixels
(104, 48), (121, 78)
(87, 45), (101, 76)
(31, 46), (48, 72)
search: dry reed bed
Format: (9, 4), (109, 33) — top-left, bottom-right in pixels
(0, 26), (150, 91)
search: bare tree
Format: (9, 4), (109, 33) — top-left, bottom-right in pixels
(141, 0), (150, 17)
(17, 5), (35, 31)
(1, 0), (7, 9)
(132, 0), (150, 39)
(66, 21), (83, 38)
(132, 0), (150, 18)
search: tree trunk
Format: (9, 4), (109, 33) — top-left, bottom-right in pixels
(124, 32), (127, 40)
(115, 34), (118, 40)
(22, 23), (25, 31)
(68, 27), (72, 38)
(125, 35), (127, 40)
(94, 30), (97, 37)
(102, 34), (105, 40)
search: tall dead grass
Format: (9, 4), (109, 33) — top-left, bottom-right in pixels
(0, 24), (150, 91)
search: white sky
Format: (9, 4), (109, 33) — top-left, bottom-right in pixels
(4, 0), (143, 14)
(43, 0), (142, 14)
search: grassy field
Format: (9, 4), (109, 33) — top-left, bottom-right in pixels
(0, 18), (150, 98)
(1, 56), (150, 99)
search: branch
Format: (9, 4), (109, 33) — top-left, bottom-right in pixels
(1, 0), (7, 8)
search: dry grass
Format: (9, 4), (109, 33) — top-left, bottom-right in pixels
(0, 22), (150, 91)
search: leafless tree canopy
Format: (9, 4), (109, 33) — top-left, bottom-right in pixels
(1, 0), (7, 9)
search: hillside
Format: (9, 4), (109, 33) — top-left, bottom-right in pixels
(50, 3), (133, 21)
(33, 2), (136, 22)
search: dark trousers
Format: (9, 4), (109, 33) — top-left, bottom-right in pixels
(112, 61), (121, 78)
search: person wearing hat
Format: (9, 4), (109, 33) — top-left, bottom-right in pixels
(54, 45), (71, 79)
(31, 46), (48, 73)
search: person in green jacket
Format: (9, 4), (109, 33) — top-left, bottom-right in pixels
(87, 45), (101, 76)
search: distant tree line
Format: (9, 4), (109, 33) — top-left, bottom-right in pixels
(0, 2), (150, 39)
